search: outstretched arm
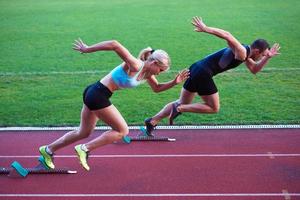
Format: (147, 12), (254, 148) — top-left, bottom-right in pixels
(245, 43), (281, 74)
(147, 69), (190, 93)
(191, 16), (247, 61)
(73, 38), (139, 70)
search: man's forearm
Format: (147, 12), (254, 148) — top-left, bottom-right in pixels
(253, 56), (271, 74)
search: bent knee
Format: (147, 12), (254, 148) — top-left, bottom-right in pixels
(212, 106), (220, 113)
(77, 129), (93, 139)
(207, 103), (220, 113)
(115, 126), (129, 139)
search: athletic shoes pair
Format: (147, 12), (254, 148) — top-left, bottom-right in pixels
(144, 102), (182, 137)
(39, 145), (90, 171)
(169, 102), (182, 125)
(144, 102), (182, 135)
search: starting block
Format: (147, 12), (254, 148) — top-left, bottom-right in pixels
(11, 161), (28, 177)
(122, 126), (176, 144)
(0, 156), (77, 178)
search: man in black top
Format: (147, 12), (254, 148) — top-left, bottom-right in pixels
(144, 16), (280, 135)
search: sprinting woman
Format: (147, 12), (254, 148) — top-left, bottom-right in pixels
(39, 39), (189, 170)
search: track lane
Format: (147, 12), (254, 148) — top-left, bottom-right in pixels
(0, 128), (299, 199)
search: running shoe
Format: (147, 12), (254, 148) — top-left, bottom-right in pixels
(75, 144), (90, 171)
(39, 145), (55, 169)
(169, 102), (182, 125)
(144, 118), (156, 136)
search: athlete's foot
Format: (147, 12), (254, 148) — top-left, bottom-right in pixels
(75, 144), (90, 171)
(39, 145), (55, 169)
(169, 102), (182, 125)
(144, 118), (156, 136)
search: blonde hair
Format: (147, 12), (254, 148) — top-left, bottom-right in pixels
(138, 47), (171, 71)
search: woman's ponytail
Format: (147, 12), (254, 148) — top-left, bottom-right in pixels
(138, 47), (153, 61)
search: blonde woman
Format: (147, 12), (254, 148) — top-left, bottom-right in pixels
(39, 39), (189, 171)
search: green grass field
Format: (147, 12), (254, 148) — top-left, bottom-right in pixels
(0, 0), (299, 126)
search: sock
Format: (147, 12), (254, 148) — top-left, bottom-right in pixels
(45, 146), (53, 155)
(81, 144), (89, 152)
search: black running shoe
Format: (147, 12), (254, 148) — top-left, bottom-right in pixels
(144, 118), (156, 136)
(169, 102), (182, 125)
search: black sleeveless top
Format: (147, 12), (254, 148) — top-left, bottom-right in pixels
(190, 45), (251, 76)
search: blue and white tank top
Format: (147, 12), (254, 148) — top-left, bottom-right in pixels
(110, 63), (145, 88)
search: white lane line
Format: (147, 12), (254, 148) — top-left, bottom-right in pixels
(282, 189), (291, 200)
(1, 153), (300, 158)
(1, 124), (300, 131)
(0, 193), (299, 197)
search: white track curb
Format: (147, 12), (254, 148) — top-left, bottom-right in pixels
(0, 125), (299, 131)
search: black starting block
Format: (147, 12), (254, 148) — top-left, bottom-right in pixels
(122, 126), (176, 144)
(0, 156), (77, 178)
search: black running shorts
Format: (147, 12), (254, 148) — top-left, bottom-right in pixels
(183, 67), (218, 96)
(83, 81), (113, 110)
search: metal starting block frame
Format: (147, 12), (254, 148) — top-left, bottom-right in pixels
(122, 126), (176, 144)
(0, 156), (77, 178)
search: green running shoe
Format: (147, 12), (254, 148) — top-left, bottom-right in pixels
(39, 145), (55, 169)
(75, 144), (90, 171)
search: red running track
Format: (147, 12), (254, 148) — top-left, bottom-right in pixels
(0, 128), (300, 200)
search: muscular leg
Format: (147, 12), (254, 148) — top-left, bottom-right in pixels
(84, 104), (128, 151)
(177, 92), (220, 113)
(47, 104), (98, 152)
(150, 88), (196, 125)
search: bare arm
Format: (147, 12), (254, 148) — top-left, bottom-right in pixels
(73, 38), (139, 70)
(192, 16), (247, 61)
(147, 69), (190, 93)
(245, 43), (281, 74)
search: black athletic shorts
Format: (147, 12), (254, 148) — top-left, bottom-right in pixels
(83, 81), (113, 110)
(183, 65), (218, 96)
